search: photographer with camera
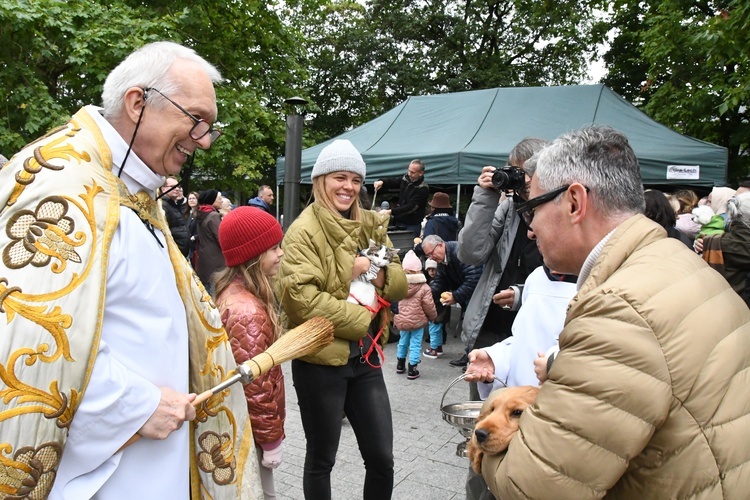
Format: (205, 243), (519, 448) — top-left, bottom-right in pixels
(453, 139), (547, 381)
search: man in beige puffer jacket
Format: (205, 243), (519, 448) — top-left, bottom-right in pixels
(481, 125), (750, 498)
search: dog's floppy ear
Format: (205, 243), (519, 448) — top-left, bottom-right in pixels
(478, 387), (511, 421)
(507, 386), (540, 413)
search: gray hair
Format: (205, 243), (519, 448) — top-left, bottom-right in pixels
(102, 41), (222, 120)
(508, 138), (550, 169)
(522, 151), (541, 179)
(410, 159), (425, 172)
(535, 126), (645, 217)
(422, 234), (444, 249)
(727, 192), (750, 224)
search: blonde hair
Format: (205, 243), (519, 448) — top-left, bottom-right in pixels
(311, 175), (362, 221)
(214, 256), (282, 340)
(673, 189), (699, 215)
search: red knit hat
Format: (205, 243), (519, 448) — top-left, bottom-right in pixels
(219, 207), (283, 266)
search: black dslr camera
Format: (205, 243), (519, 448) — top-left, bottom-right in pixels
(491, 166), (526, 191)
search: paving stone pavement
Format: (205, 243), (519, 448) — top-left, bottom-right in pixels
(274, 321), (474, 499)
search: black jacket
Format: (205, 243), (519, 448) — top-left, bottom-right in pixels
(429, 241), (483, 309)
(162, 197), (190, 256)
(414, 211), (462, 257)
(380, 174), (429, 226)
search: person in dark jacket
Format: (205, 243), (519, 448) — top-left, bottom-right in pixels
(160, 176), (191, 256)
(644, 189), (692, 248)
(422, 235), (483, 311)
(414, 192), (461, 257)
(195, 189), (226, 296)
(247, 185), (274, 214)
(373, 159), (429, 235)
(698, 191), (750, 307)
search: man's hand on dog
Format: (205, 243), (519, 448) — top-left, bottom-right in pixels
(465, 349), (495, 383)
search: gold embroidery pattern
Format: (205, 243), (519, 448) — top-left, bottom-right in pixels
(0, 177), (103, 500)
(0, 442), (62, 499)
(8, 121), (91, 207)
(3, 197), (84, 272)
(197, 431), (236, 486)
(0, 184), (102, 435)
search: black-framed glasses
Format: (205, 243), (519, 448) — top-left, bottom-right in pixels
(423, 242), (442, 260)
(144, 87), (222, 145)
(515, 184), (583, 227)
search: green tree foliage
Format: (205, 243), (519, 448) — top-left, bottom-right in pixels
(603, 0), (749, 183)
(0, 0), (309, 198)
(161, 0), (310, 196)
(299, 0), (608, 140)
(0, 0), (177, 152)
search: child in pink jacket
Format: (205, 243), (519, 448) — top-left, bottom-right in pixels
(394, 250), (437, 379)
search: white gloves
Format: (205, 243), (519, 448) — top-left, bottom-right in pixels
(261, 445), (283, 469)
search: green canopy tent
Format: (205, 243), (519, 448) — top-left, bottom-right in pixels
(276, 84), (727, 216)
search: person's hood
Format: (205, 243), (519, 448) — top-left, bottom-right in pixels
(405, 273), (427, 297)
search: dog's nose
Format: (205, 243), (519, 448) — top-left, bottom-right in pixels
(474, 428), (489, 443)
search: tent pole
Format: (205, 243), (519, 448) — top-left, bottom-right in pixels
(456, 184), (461, 219)
(276, 182), (281, 221)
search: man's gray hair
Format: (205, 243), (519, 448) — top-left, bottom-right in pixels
(422, 234), (444, 248)
(258, 185), (271, 196)
(508, 138), (550, 169)
(535, 126), (645, 217)
(102, 41), (222, 120)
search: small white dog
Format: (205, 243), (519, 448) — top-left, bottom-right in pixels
(691, 205), (715, 226)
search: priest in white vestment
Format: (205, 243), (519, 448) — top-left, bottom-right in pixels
(0, 42), (262, 499)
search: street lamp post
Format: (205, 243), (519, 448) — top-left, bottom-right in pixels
(282, 96), (308, 232)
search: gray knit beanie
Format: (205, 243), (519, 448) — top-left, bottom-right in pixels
(311, 139), (366, 181)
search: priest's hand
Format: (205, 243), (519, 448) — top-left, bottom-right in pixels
(139, 387), (197, 440)
(465, 349), (495, 383)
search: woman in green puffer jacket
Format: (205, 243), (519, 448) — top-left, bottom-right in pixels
(276, 139), (407, 500)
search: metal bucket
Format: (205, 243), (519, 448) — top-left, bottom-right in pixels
(440, 373), (505, 457)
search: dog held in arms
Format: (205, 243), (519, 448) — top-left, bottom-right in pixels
(467, 386), (539, 474)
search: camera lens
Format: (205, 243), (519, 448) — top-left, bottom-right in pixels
(491, 167), (526, 191)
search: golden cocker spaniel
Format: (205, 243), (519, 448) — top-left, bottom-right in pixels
(467, 385), (539, 474)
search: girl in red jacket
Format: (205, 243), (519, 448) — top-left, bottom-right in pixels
(394, 250), (438, 379)
(215, 207), (285, 500)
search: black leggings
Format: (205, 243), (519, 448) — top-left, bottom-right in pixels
(292, 357), (394, 500)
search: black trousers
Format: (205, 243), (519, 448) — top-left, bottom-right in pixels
(292, 356), (394, 500)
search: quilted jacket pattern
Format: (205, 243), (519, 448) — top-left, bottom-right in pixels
(276, 202), (408, 366)
(393, 273), (437, 331)
(482, 215), (750, 499)
(217, 280), (285, 446)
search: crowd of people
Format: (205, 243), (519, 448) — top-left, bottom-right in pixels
(1, 39), (748, 500)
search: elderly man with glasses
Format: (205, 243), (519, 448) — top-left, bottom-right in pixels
(480, 125), (750, 498)
(421, 234), (483, 332)
(0, 42), (262, 499)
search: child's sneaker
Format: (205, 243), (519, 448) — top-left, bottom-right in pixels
(436, 346), (444, 357)
(423, 348), (439, 359)
(396, 358), (406, 374)
(407, 364), (420, 380)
